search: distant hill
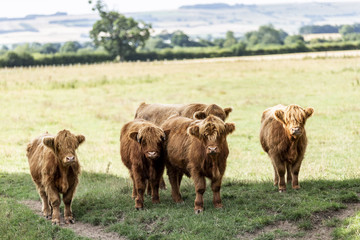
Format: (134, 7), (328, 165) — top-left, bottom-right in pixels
(0, 2), (360, 44)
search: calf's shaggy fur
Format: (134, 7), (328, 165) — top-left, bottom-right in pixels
(27, 130), (85, 225)
(120, 119), (168, 209)
(161, 115), (235, 214)
(135, 102), (232, 126)
(260, 104), (314, 192)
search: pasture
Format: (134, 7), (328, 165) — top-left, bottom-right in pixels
(0, 56), (360, 239)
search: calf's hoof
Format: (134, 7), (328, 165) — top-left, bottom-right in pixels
(152, 199), (160, 204)
(214, 203), (223, 209)
(194, 208), (203, 214)
(292, 185), (301, 190)
(65, 217), (75, 224)
(278, 189), (286, 193)
(52, 219), (60, 225)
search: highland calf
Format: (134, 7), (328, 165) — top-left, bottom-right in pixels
(27, 130), (85, 225)
(135, 102), (233, 191)
(260, 104), (314, 192)
(120, 119), (168, 209)
(135, 102), (233, 126)
(161, 115), (235, 214)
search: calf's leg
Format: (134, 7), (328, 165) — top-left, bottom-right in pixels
(38, 187), (51, 219)
(47, 186), (61, 225)
(63, 183), (77, 224)
(291, 160), (302, 190)
(211, 178), (223, 209)
(273, 158), (286, 192)
(193, 173), (206, 214)
(286, 162), (292, 184)
(167, 166), (183, 203)
(133, 168), (146, 209)
(271, 161), (278, 186)
(159, 176), (166, 190)
(130, 172), (136, 199)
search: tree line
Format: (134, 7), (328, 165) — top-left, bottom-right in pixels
(0, 0), (359, 67)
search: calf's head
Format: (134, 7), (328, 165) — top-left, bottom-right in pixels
(43, 129), (85, 166)
(274, 104), (314, 139)
(193, 104), (232, 121)
(188, 115), (235, 156)
(129, 126), (167, 160)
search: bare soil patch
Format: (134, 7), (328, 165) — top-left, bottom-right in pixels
(239, 202), (360, 240)
(21, 200), (126, 240)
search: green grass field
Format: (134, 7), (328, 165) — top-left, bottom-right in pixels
(1, 57), (360, 239)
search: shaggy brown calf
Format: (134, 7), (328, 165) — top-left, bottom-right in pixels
(120, 119), (168, 209)
(260, 104), (314, 192)
(161, 115), (235, 214)
(134, 102), (233, 126)
(27, 130), (85, 225)
(135, 102), (232, 191)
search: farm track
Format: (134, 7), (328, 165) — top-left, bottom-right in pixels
(241, 201), (360, 240)
(164, 50), (360, 64)
(21, 200), (126, 240)
(21, 199), (360, 240)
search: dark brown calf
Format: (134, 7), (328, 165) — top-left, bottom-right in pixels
(260, 104), (314, 192)
(161, 115), (235, 214)
(27, 130), (85, 225)
(120, 119), (167, 209)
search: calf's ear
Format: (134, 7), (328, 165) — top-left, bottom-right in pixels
(193, 111), (206, 120)
(274, 109), (286, 124)
(224, 107), (233, 119)
(77, 135), (86, 145)
(305, 107), (314, 119)
(225, 123), (235, 135)
(43, 137), (55, 152)
(129, 132), (140, 142)
(188, 125), (200, 139)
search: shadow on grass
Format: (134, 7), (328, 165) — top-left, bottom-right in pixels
(1, 171), (360, 240)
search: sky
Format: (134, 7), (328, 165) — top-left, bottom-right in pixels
(0, 0), (354, 18)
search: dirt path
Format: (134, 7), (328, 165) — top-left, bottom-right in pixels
(21, 200), (126, 240)
(164, 49), (360, 64)
(240, 202), (360, 240)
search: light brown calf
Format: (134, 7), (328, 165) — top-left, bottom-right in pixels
(27, 130), (85, 225)
(260, 104), (314, 192)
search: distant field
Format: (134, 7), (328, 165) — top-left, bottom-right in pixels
(1, 56), (360, 239)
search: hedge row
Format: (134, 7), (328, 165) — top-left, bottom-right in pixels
(0, 41), (359, 68)
(0, 52), (114, 68)
(127, 41), (359, 61)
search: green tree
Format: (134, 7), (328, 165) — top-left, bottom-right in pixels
(60, 41), (82, 53)
(339, 25), (355, 36)
(40, 43), (60, 54)
(171, 31), (190, 47)
(223, 31), (237, 48)
(284, 35), (305, 45)
(245, 25), (287, 46)
(143, 37), (172, 50)
(89, 0), (151, 60)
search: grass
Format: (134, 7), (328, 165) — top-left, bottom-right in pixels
(0, 196), (88, 240)
(0, 56), (360, 239)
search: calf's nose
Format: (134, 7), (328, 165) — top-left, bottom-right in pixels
(66, 156), (75, 162)
(291, 127), (300, 134)
(208, 146), (217, 154)
(147, 152), (158, 158)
